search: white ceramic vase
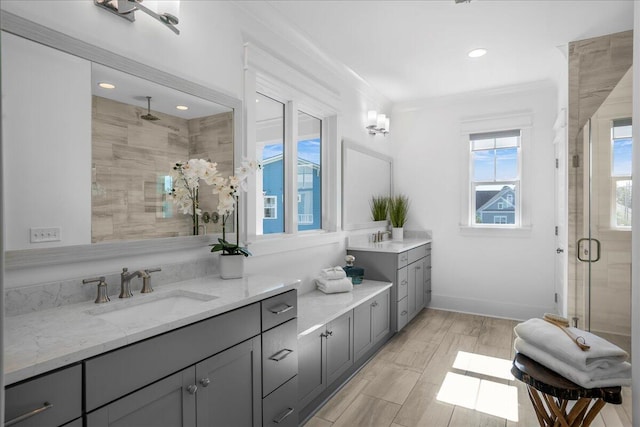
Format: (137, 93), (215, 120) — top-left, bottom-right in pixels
(219, 254), (245, 279)
(392, 227), (404, 241)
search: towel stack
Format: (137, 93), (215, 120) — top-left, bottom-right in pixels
(514, 318), (631, 388)
(315, 267), (353, 294)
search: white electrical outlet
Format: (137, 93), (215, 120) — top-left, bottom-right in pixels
(30, 227), (62, 243)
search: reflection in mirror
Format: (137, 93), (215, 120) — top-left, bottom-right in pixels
(342, 140), (393, 230)
(255, 93), (285, 235)
(91, 64), (233, 242)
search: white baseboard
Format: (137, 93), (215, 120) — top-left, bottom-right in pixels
(430, 294), (553, 321)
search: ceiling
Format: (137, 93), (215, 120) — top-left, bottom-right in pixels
(265, 0), (635, 103)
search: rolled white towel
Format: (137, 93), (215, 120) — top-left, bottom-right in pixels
(320, 266), (347, 280)
(316, 277), (353, 294)
(514, 318), (628, 371)
(514, 338), (631, 388)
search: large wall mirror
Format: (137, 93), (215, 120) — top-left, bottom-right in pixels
(2, 13), (241, 259)
(342, 140), (393, 230)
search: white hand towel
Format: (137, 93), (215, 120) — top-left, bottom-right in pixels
(514, 318), (628, 371)
(320, 266), (347, 280)
(514, 338), (631, 388)
(316, 277), (353, 294)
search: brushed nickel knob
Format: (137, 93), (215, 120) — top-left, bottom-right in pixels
(199, 378), (211, 387)
(186, 385), (197, 394)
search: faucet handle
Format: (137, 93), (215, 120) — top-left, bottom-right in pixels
(141, 267), (161, 294)
(83, 276), (110, 304)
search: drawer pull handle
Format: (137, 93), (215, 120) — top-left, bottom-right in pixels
(401, 310), (408, 316)
(6, 402), (53, 426)
(186, 385), (198, 395)
(269, 348), (294, 362)
(401, 280), (407, 286)
(273, 407), (295, 424)
(371, 301), (378, 307)
(199, 378), (211, 387)
(269, 304), (294, 315)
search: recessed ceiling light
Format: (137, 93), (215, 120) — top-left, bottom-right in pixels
(468, 48), (487, 58)
(176, 105), (189, 111)
(98, 82), (116, 89)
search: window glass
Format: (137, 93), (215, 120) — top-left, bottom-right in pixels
(615, 180), (632, 227)
(470, 129), (520, 226)
(611, 119), (632, 228)
(256, 93), (285, 234)
(297, 111), (321, 231)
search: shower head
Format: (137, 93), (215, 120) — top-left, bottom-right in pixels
(141, 96), (160, 121)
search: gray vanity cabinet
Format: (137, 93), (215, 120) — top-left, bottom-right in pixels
(298, 310), (354, 409)
(195, 336), (262, 427)
(5, 364), (82, 427)
(86, 367), (197, 427)
(354, 289), (390, 361)
(348, 243), (431, 332)
(86, 337), (262, 427)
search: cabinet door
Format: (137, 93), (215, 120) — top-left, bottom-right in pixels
(298, 329), (326, 409)
(86, 367), (196, 427)
(372, 289), (390, 344)
(353, 300), (373, 361)
(415, 261), (425, 312)
(195, 336), (262, 427)
(326, 311), (354, 385)
(407, 262), (417, 320)
(425, 253), (432, 306)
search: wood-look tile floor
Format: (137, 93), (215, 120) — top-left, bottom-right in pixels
(303, 309), (632, 427)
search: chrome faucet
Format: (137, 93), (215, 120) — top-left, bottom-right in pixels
(120, 268), (149, 298)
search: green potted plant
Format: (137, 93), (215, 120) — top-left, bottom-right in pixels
(370, 195), (389, 222)
(388, 194), (409, 240)
(170, 158), (260, 279)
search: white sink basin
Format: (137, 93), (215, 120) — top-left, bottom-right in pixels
(86, 290), (218, 322)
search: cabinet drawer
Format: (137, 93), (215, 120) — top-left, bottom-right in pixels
(262, 290), (297, 331)
(5, 364), (81, 427)
(397, 297), (409, 331)
(396, 267), (408, 301)
(262, 318), (298, 397)
(85, 302), (260, 411)
(397, 251), (409, 268)
(262, 376), (298, 427)
(408, 245), (427, 264)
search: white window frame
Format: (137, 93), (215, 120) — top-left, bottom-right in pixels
(459, 112), (533, 235)
(264, 195), (277, 219)
(243, 42), (341, 255)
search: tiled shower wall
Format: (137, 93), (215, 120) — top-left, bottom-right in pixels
(91, 96), (233, 242)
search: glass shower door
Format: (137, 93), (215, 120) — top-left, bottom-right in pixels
(575, 72), (632, 354)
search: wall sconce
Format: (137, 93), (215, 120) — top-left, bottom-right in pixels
(366, 110), (390, 135)
(94, 0), (180, 35)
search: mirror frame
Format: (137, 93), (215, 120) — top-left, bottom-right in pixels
(2, 12), (243, 269)
(341, 139), (393, 231)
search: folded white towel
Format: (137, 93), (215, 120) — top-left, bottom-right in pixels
(514, 338), (631, 388)
(320, 266), (347, 280)
(514, 318), (628, 371)
(316, 277), (353, 294)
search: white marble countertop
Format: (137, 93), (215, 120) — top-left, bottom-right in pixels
(297, 280), (392, 337)
(346, 237), (432, 253)
(4, 274), (299, 386)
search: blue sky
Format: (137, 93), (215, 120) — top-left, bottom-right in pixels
(473, 147), (518, 182)
(262, 138), (321, 165)
(613, 138), (632, 176)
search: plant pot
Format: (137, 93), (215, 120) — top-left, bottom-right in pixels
(219, 254), (245, 279)
(391, 227), (404, 241)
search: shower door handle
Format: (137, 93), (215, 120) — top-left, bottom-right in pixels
(577, 238), (601, 263)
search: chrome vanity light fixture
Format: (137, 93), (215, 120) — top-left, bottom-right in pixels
(366, 110), (390, 136)
(94, 0), (180, 35)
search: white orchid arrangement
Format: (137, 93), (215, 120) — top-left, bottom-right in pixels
(169, 158), (260, 255)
